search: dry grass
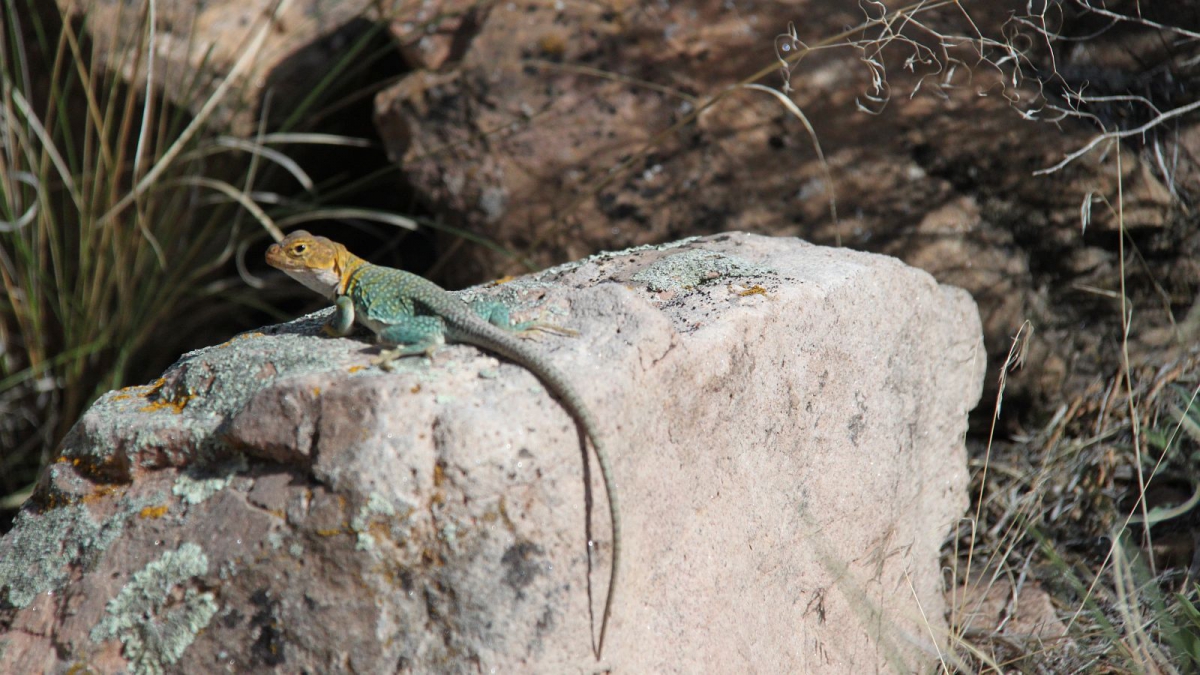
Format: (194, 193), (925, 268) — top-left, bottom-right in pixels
(0, 0), (421, 522)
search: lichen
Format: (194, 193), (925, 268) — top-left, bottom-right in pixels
(218, 559), (240, 581)
(533, 235), (703, 278)
(172, 454), (248, 505)
(0, 503), (128, 608)
(351, 491), (398, 551)
(90, 543), (217, 675)
(139, 504), (170, 519)
(631, 249), (775, 292)
(59, 322), (349, 473)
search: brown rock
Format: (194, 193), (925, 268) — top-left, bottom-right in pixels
(952, 575), (1073, 653)
(51, 0), (485, 134)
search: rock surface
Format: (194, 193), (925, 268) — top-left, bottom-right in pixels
(0, 233), (984, 673)
(51, 0), (478, 134)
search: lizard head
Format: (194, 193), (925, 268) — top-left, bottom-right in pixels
(266, 230), (351, 298)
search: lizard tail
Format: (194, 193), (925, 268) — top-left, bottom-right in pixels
(593, 435), (619, 661)
(465, 328), (620, 660)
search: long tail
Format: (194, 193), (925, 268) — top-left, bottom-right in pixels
(589, 433), (619, 660)
(466, 328), (620, 659)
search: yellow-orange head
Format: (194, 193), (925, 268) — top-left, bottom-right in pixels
(265, 230), (362, 298)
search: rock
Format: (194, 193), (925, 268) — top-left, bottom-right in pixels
(952, 574), (1074, 654)
(51, 0), (482, 134)
(0, 233), (984, 673)
(373, 1), (835, 286)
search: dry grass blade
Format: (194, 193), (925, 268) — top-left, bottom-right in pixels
(97, 0), (293, 227)
(275, 208), (418, 234)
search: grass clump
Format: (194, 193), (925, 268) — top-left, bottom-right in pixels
(1, 1), (257, 506)
(0, 1), (401, 518)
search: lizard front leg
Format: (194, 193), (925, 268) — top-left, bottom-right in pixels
(372, 316), (447, 370)
(323, 295), (356, 337)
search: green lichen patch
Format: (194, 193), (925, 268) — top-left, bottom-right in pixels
(0, 503), (127, 609)
(59, 325), (354, 476)
(351, 491), (414, 552)
(90, 542), (217, 675)
(534, 235), (702, 278)
(631, 249), (775, 293)
(172, 454), (248, 505)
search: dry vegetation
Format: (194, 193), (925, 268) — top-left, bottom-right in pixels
(2, 0), (1199, 670)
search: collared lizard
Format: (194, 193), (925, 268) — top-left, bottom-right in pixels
(266, 230), (619, 659)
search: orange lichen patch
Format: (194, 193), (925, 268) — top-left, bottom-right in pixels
(349, 365), (367, 373)
(411, 384), (421, 394)
(368, 520), (393, 543)
(126, 375), (195, 413)
(55, 455), (129, 484)
(312, 386), (321, 396)
(136, 376), (194, 413)
(490, 275), (517, 285)
(735, 284), (768, 297)
(92, 484), (122, 499)
(80, 485), (122, 507)
(31, 481), (125, 511)
(108, 380), (160, 403)
(139, 395), (192, 414)
(316, 527), (347, 537)
(139, 504), (170, 519)
(214, 332), (266, 349)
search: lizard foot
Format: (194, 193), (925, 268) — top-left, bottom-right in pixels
(372, 344), (439, 371)
(372, 350), (402, 371)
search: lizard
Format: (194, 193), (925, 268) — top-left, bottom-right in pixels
(266, 230), (619, 660)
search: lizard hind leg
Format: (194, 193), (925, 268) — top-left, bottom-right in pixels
(511, 318), (579, 339)
(372, 317), (446, 371)
(469, 299), (579, 339)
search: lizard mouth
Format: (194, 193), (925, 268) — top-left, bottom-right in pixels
(265, 243), (288, 269)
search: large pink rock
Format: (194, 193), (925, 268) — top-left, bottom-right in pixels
(0, 233), (983, 672)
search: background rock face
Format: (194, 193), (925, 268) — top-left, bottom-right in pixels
(0, 234), (983, 672)
(54, 0), (1199, 435)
